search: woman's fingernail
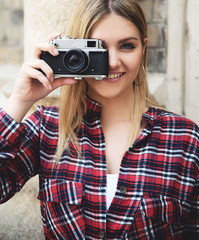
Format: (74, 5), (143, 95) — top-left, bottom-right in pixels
(53, 49), (59, 55)
(49, 84), (53, 90)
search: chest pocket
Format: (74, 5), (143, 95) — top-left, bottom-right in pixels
(37, 177), (83, 205)
(131, 193), (183, 239)
(139, 194), (182, 225)
(37, 178), (85, 239)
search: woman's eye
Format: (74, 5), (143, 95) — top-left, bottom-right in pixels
(121, 43), (135, 50)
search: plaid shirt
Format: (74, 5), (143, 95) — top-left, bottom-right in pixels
(0, 96), (199, 240)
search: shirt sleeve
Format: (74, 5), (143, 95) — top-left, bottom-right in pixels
(183, 123), (199, 238)
(183, 178), (199, 238)
(0, 108), (40, 203)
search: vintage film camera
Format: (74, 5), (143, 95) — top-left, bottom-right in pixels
(40, 36), (109, 80)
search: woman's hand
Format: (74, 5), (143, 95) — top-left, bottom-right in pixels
(3, 33), (78, 123)
(12, 33), (77, 104)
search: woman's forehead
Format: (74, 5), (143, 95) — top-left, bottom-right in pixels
(90, 13), (140, 40)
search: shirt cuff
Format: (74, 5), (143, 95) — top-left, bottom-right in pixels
(0, 108), (28, 147)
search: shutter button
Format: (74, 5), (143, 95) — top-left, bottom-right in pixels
(120, 186), (127, 193)
(99, 230), (105, 239)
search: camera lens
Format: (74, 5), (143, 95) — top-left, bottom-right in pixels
(63, 49), (89, 73)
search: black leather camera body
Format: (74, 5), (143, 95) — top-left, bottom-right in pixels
(41, 36), (109, 80)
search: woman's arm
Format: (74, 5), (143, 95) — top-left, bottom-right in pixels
(0, 108), (40, 203)
(0, 33), (77, 203)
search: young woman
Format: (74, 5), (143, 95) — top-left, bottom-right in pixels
(0, 0), (198, 239)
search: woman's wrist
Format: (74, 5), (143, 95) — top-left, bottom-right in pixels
(3, 94), (35, 123)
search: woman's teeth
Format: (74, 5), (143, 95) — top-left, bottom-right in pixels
(108, 73), (123, 79)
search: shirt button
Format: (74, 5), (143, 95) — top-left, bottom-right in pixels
(120, 186), (127, 193)
(18, 135), (25, 144)
(99, 230), (105, 239)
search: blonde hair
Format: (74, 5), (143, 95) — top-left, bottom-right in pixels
(56, 0), (157, 161)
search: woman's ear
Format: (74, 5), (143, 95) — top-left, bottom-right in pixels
(142, 37), (148, 54)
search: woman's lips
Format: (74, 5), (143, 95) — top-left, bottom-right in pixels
(103, 72), (125, 83)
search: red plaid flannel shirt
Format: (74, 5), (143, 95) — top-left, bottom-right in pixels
(0, 96), (199, 239)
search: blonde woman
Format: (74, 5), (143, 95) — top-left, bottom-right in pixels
(0, 0), (198, 239)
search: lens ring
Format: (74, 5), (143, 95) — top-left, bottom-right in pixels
(63, 49), (89, 73)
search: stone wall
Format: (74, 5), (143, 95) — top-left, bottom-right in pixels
(184, 0), (199, 123)
(0, 0), (24, 65)
(140, 0), (167, 73)
(0, 0), (23, 108)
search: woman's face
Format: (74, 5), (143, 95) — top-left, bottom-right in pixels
(86, 12), (147, 103)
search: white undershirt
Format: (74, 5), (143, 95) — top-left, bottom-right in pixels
(106, 174), (119, 211)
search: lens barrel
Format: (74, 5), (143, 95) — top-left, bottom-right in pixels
(63, 49), (89, 73)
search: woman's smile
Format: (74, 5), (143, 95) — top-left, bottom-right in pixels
(104, 72), (125, 83)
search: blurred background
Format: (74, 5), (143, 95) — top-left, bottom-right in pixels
(0, 0), (198, 239)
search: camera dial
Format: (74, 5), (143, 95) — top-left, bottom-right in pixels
(63, 49), (89, 73)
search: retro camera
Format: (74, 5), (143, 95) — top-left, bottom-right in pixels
(40, 36), (109, 80)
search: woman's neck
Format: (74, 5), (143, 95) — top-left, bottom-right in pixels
(100, 93), (134, 124)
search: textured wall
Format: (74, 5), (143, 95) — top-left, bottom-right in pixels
(184, 0), (199, 123)
(140, 0), (167, 73)
(0, 0), (23, 64)
(0, 0), (24, 110)
(24, 0), (80, 60)
(0, 177), (45, 240)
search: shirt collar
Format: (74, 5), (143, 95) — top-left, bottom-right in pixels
(85, 94), (102, 114)
(84, 94), (164, 125)
(84, 95), (102, 123)
(143, 107), (164, 125)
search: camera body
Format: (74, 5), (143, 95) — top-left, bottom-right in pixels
(41, 36), (109, 80)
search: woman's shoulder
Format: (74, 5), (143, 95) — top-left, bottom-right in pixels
(146, 106), (199, 136)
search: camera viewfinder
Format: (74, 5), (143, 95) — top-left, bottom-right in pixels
(87, 41), (96, 48)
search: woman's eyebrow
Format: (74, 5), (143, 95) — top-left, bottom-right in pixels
(118, 37), (139, 43)
(99, 37), (139, 46)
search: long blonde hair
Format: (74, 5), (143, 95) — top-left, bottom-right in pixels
(56, 0), (156, 161)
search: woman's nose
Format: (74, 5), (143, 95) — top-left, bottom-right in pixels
(108, 49), (121, 69)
